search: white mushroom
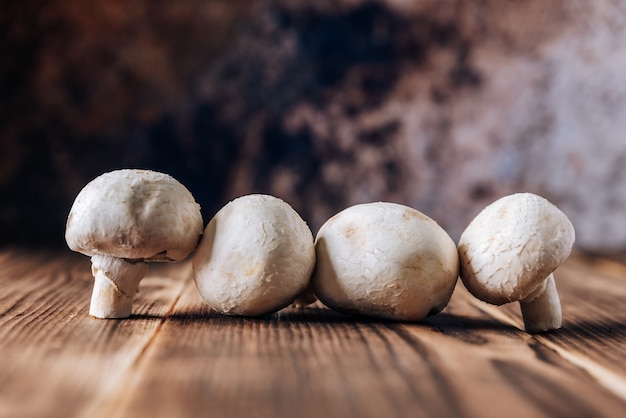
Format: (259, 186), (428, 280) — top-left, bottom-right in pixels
(65, 169), (203, 319)
(192, 194), (315, 316)
(312, 202), (459, 321)
(457, 193), (575, 333)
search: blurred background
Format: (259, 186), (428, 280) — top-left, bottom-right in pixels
(1, 0), (625, 254)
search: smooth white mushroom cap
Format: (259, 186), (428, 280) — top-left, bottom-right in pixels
(312, 202), (459, 321)
(65, 169), (203, 261)
(192, 194), (315, 316)
(458, 193), (575, 305)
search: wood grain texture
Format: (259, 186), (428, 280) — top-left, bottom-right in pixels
(0, 249), (625, 418)
(0, 250), (188, 417)
(471, 254), (626, 402)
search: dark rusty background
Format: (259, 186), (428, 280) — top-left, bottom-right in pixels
(2, 0), (625, 252)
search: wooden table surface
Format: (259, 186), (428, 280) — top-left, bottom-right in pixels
(0, 248), (625, 418)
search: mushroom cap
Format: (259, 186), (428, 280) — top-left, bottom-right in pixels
(65, 169), (203, 261)
(458, 193), (575, 305)
(312, 202), (459, 322)
(192, 194), (315, 316)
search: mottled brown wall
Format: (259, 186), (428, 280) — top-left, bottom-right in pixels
(1, 0), (625, 253)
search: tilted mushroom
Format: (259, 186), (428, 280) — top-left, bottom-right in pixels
(312, 202), (459, 321)
(457, 193), (575, 332)
(65, 169), (203, 318)
(192, 194), (315, 316)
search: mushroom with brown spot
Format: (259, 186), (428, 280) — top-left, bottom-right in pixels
(457, 193), (575, 333)
(312, 202), (459, 321)
(65, 169), (203, 319)
(192, 194), (316, 316)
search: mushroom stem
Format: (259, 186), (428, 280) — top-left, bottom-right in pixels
(519, 274), (562, 333)
(291, 283), (318, 308)
(89, 254), (148, 319)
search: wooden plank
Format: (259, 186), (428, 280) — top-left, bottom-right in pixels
(1, 250), (626, 417)
(466, 255), (626, 401)
(0, 250), (189, 418)
(103, 274), (626, 417)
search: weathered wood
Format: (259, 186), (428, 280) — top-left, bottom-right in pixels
(1, 250), (626, 417)
(0, 250), (189, 417)
(104, 284), (626, 418)
(470, 254), (626, 402)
